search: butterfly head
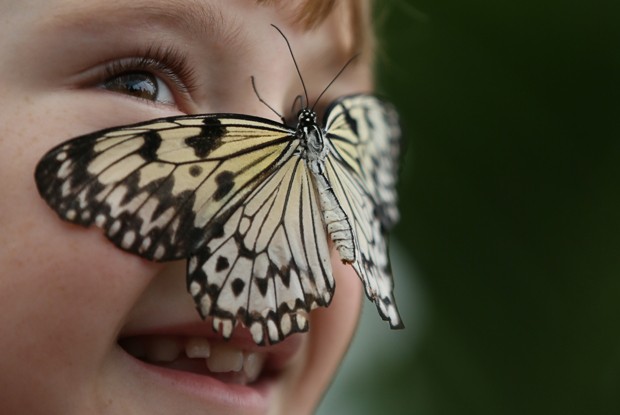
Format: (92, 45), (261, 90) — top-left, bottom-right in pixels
(297, 108), (317, 128)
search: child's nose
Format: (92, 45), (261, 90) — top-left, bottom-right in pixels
(128, 260), (200, 325)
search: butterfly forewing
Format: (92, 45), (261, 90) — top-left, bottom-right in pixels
(36, 114), (293, 261)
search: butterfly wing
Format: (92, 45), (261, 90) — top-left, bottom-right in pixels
(323, 94), (404, 329)
(187, 154), (335, 344)
(35, 114), (293, 261)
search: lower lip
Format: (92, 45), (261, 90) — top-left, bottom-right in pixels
(117, 345), (274, 413)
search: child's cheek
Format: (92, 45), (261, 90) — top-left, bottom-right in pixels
(0, 226), (159, 413)
(0, 91), (162, 410)
(0, 207), (160, 348)
(0, 92), (162, 323)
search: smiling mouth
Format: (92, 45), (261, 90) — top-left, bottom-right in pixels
(118, 335), (268, 385)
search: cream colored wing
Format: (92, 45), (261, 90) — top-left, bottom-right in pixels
(36, 114), (293, 261)
(187, 155), (335, 345)
(324, 94), (404, 329)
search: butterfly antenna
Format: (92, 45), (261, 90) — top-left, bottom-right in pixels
(271, 24), (309, 109)
(290, 94), (303, 115)
(311, 54), (360, 111)
(251, 75), (285, 123)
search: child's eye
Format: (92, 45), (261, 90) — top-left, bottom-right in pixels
(97, 47), (197, 108)
(102, 71), (175, 105)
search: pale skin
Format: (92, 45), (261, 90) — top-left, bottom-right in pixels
(0, 0), (374, 414)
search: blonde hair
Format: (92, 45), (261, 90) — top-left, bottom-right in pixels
(257, 0), (374, 56)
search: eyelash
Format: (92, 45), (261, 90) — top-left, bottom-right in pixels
(101, 45), (199, 101)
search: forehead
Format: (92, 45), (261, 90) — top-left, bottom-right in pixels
(40, 0), (342, 32)
(33, 0), (357, 56)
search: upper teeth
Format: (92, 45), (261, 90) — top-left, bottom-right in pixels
(121, 336), (266, 383)
(208, 343), (243, 372)
(185, 337), (211, 359)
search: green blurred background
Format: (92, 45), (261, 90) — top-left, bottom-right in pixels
(320, 1), (620, 414)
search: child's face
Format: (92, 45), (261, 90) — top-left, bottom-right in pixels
(0, 0), (369, 414)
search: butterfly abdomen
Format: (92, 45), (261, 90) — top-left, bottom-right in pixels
(311, 170), (355, 263)
(297, 109), (356, 264)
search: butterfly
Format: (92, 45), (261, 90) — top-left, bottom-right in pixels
(34, 28), (403, 345)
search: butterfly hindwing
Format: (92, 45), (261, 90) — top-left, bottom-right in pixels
(324, 95), (404, 329)
(187, 154), (335, 344)
(324, 94), (401, 229)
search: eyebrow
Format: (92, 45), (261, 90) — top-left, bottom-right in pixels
(41, 0), (243, 46)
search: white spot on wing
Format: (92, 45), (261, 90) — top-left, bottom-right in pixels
(189, 281), (201, 297)
(139, 236), (152, 252)
(250, 322), (264, 344)
(295, 312), (308, 330)
(153, 245), (166, 260)
(61, 180), (73, 197)
(280, 314), (292, 336)
(214, 318), (234, 339)
(57, 159), (73, 179)
(188, 256), (198, 274)
(66, 209), (76, 220)
(95, 214), (106, 227)
(267, 319), (279, 342)
(200, 294), (212, 315)
(121, 231), (135, 249)
(108, 220), (121, 237)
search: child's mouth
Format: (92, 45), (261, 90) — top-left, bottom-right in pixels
(116, 321), (306, 391)
(118, 335), (269, 385)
